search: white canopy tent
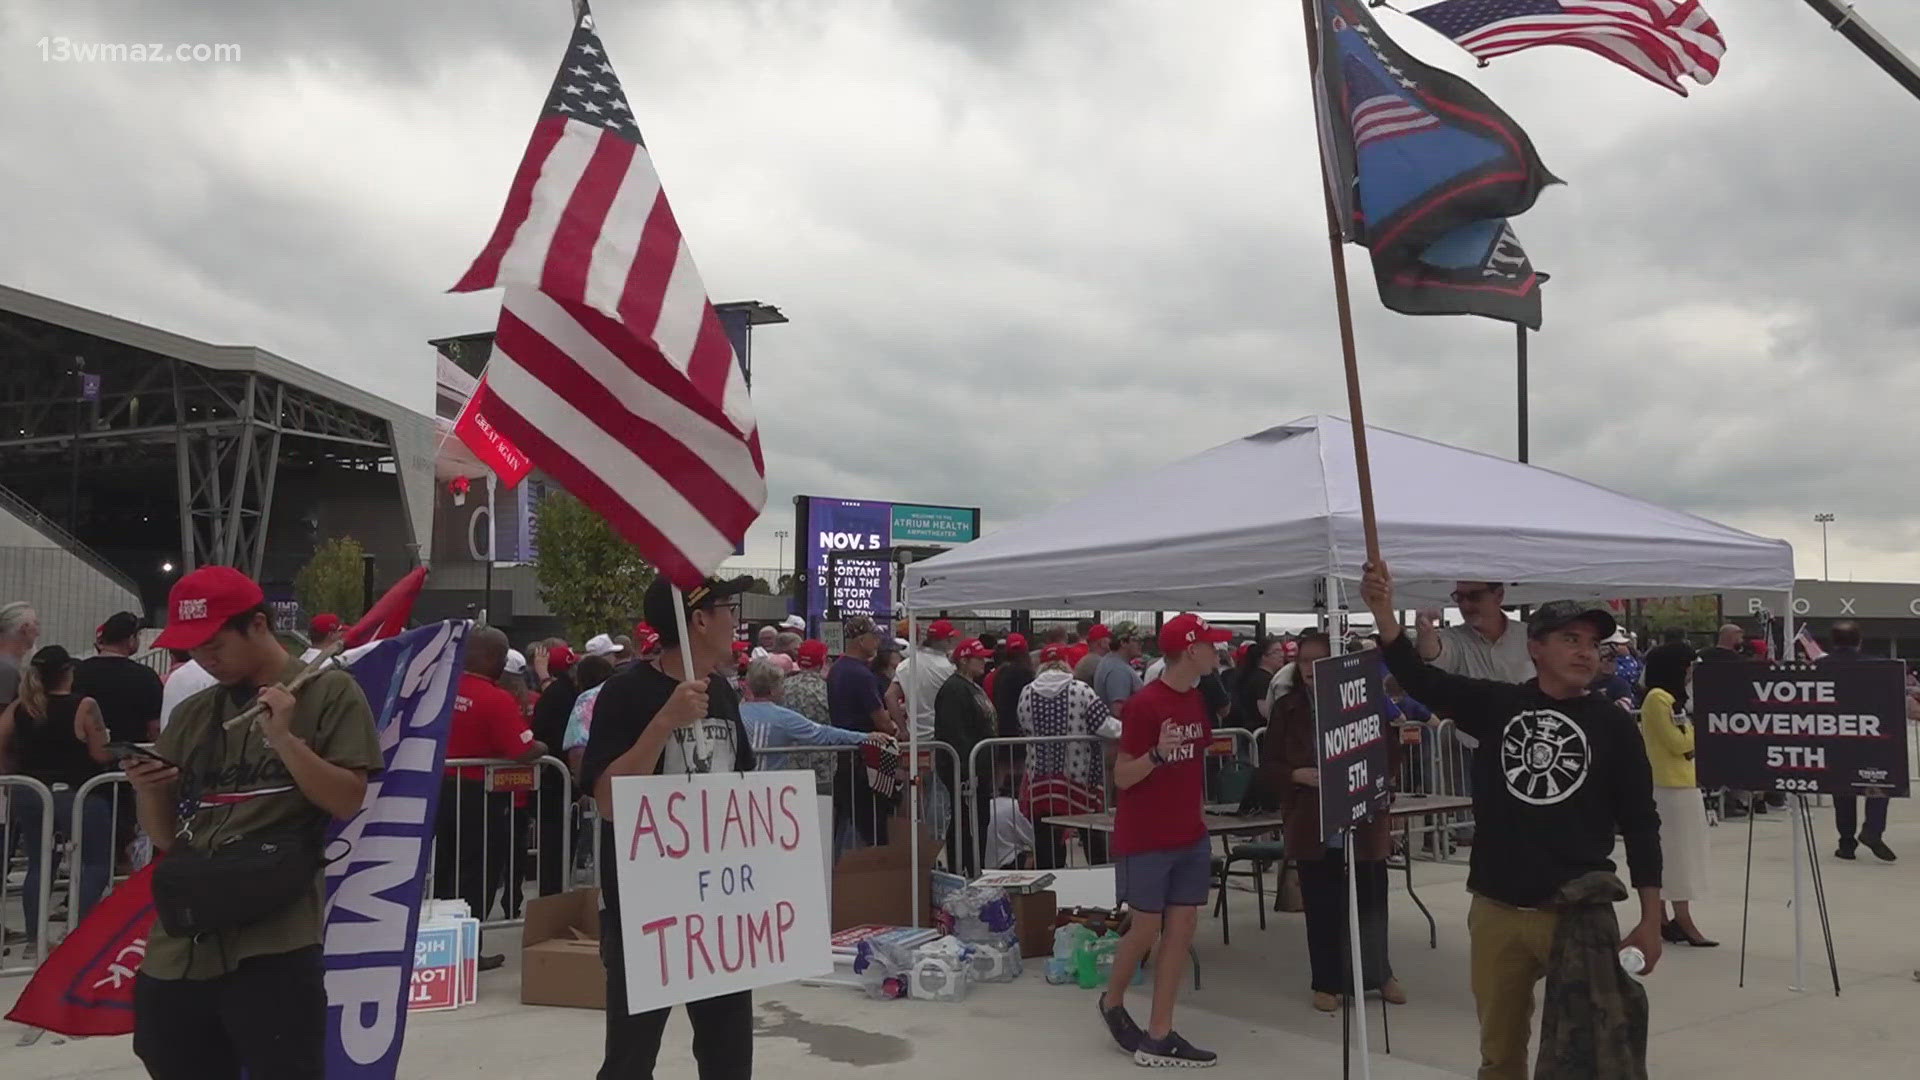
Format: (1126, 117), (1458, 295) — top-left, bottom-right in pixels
(900, 417), (1813, 976)
(905, 414), (1794, 613)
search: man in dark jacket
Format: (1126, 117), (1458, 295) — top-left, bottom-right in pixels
(1823, 621), (1897, 862)
(1363, 560), (1662, 1080)
(936, 638), (999, 874)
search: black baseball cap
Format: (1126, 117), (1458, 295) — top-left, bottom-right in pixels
(642, 575), (756, 647)
(1526, 601), (1618, 642)
(97, 611), (142, 646)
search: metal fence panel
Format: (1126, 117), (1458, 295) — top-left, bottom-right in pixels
(1, 776), (57, 977)
(432, 756), (575, 932)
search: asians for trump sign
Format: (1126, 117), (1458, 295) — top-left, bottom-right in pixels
(610, 771), (833, 1013)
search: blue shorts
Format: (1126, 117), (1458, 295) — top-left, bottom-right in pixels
(1115, 837), (1213, 913)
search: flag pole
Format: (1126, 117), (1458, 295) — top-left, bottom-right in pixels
(1300, 0), (1382, 565)
(1516, 325), (1529, 463)
(669, 583), (714, 763)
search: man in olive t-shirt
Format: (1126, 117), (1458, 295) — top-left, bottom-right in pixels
(124, 567), (381, 1080)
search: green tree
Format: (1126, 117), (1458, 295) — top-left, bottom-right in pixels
(294, 536), (367, 622)
(533, 491), (654, 644)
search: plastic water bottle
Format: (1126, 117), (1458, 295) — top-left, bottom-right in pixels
(1618, 946), (1647, 978)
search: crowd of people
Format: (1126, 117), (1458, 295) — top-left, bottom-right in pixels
(4, 579), (1919, 1076)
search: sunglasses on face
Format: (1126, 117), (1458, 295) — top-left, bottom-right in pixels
(1451, 588), (1496, 604)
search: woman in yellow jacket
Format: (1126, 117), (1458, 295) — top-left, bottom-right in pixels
(1641, 643), (1717, 946)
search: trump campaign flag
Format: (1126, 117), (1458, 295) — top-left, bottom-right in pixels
(1407, 0), (1726, 97)
(451, 3), (764, 588)
(7, 622), (467, 1080)
(1314, 0), (1558, 326)
(320, 620), (468, 1078)
(450, 377), (533, 489)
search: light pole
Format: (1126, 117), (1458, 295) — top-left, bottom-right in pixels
(774, 530), (789, 580)
(1814, 513), (1835, 580)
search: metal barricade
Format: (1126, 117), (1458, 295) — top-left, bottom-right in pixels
(1208, 726), (1260, 801)
(968, 734), (1116, 874)
(1, 776), (56, 977)
(1395, 719), (1475, 860)
(67, 770), (139, 925)
(426, 755), (574, 932)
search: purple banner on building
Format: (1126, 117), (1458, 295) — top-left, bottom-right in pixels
(805, 498), (894, 629)
(319, 621), (470, 1079)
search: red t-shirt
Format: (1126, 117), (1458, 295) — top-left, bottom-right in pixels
(447, 672), (536, 781)
(1067, 643), (1090, 668)
(1111, 677), (1211, 856)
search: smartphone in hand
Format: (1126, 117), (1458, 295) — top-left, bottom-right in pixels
(105, 742), (180, 770)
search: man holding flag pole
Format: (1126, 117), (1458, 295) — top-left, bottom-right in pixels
(448, 1), (769, 1074)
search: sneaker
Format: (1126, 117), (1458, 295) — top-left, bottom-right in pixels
(1378, 978), (1407, 1005)
(1135, 1031), (1217, 1069)
(1836, 843), (1858, 861)
(1312, 992), (1339, 1013)
(1100, 996), (1144, 1054)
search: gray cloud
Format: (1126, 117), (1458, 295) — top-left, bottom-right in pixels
(4, 0), (1917, 584)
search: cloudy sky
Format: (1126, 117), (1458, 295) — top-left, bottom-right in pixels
(4, 0), (1917, 583)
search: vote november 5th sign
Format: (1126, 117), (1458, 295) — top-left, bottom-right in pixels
(1693, 660), (1910, 797)
(1311, 653), (1393, 842)
(611, 771), (833, 1013)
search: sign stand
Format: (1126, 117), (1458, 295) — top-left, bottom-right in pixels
(1737, 795), (1757, 988)
(1792, 794), (1842, 996)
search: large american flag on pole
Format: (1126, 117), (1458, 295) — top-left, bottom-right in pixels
(1407, 0), (1726, 96)
(451, 5), (763, 587)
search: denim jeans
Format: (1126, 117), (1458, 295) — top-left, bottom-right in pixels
(11, 786), (115, 936)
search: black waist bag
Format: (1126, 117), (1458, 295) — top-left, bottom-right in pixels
(152, 833), (321, 937)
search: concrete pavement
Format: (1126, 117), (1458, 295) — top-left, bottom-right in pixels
(5, 798), (1915, 1077)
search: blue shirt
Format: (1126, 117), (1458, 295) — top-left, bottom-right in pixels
(1093, 653), (1143, 710)
(740, 700), (869, 773)
(1388, 694), (1432, 724)
(827, 655), (884, 731)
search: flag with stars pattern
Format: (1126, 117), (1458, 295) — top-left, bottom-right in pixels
(1407, 0), (1726, 97)
(1313, 0), (1556, 325)
(451, 5), (764, 588)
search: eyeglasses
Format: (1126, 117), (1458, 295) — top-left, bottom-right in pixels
(1450, 587), (1497, 604)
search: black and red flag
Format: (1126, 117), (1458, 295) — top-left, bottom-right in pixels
(1314, 0), (1558, 326)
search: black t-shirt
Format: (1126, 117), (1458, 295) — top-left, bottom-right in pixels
(530, 670), (578, 751)
(1198, 672), (1230, 720)
(580, 663), (755, 924)
(73, 654), (163, 743)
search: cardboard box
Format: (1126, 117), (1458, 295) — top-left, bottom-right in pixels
(521, 888), (606, 1009)
(830, 815), (942, 931)
(1011, 891), (1058, 958)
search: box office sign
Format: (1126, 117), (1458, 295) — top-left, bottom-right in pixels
(1694, 660), (1911, 798)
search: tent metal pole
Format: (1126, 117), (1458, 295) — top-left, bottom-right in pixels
(1783, 587), (1804, 991)
(906, 602), (922, 928)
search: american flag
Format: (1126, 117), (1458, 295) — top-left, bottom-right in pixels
(1795, 625), (1826, 662)
(1407, 0), (1726, 96)
(1345, 57), (1440, 148)
(452, 7), (764, 588)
